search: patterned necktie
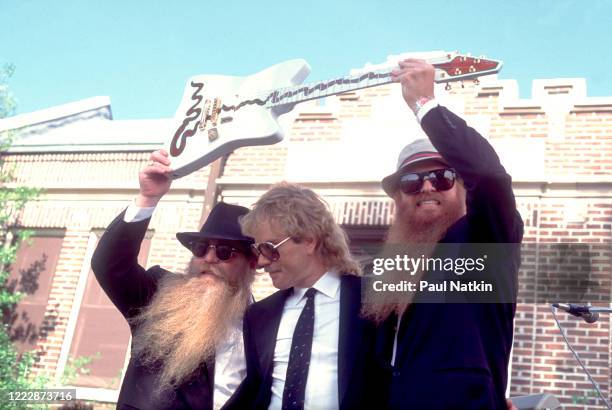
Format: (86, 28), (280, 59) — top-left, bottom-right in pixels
(282, 288), (317, 410)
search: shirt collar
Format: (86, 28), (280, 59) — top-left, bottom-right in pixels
(290, 270), (341, 306)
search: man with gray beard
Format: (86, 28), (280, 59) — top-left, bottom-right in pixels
(91, 149), (257, 410)
(362, 59), (523, 409)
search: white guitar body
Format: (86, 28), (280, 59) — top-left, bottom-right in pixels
(167, 59), (311, 178)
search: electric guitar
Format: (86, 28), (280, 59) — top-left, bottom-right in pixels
(167, 52), (502, 178)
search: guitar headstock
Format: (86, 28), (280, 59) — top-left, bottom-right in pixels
(433, 52), (502, 83)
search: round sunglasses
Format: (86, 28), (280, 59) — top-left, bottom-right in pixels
(251, 236), (292, 262)
(399, 168), (457, 195)
(189, 242), (243, 261)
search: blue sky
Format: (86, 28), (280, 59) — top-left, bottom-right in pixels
(2, 0), (611, 120)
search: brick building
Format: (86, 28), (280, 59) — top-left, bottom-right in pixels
(1, 53), (611, 408)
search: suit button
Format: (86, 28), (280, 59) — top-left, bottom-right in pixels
(392, 371), (400, 377)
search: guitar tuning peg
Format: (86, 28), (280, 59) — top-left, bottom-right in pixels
(461, 81), (465, 89)
(473, 78), (480, 85)
(445, 83), (452, 91)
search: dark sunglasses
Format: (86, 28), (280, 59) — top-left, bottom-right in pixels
(398, 168), (457, 195)
(190, 242), (242, 261)
(251, 236), (292, 262)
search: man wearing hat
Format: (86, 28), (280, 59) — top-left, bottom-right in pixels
(362, 59), (523, 409)
(91, 149), (257, 410)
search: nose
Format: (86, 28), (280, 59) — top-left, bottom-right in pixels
(420, 178), (436, 192)
(203, 246), (219, 263)
(257, 253), (271, 267)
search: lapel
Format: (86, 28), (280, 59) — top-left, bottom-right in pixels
(337, 275), (361, 405)
(254, 288), (292, 379)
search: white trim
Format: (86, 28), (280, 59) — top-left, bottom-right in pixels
(0, 97), (111, 132)
(71, 386), (119, 403)
(55, 232), (98, 384)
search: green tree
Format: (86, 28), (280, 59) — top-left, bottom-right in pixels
(0, 63), (45, 409)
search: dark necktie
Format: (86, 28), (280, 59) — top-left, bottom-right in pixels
(282, 288), (317, 410)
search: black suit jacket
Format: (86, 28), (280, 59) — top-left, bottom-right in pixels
(91, 211), (223, 410)
(373, 106), (524, 410)
(230, 274), (375, 410)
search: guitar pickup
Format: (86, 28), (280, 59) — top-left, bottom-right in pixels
(220, 117), (233, 124)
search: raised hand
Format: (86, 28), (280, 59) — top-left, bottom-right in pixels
(136, 149), (173, 207)
(391, 58), (435, 113)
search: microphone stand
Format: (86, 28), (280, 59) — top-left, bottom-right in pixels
(550, 304), (611, 409)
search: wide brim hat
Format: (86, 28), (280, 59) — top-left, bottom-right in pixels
(176, 202), (254, 250)
(381, 138), (449, 197)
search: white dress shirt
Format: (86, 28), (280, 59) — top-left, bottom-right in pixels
(269, 270), (341, 410)
(415, 98), (439, 123)
(123, 202), (247, 409)
(213, 321), (247, 410)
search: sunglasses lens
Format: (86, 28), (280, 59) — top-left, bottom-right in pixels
(258, 243), (280, 261)
(191, 242), (209, 257)
(432, 169), (455, 191)
(215, 245), (233, 261)
(399, 173), (422, 194)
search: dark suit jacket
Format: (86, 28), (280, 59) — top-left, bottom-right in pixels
(374, 106), (524, 410)
(229, 274), (375, 410)
(91, 211), (223, 410)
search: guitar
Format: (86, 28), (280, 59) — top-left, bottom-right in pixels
(166, 52), (502, 178)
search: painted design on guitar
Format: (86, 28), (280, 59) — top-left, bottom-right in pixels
(170, 81), (205, 156)
(221, 71), (393, 112)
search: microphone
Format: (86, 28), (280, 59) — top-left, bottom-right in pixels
(552, 303), (599, 323)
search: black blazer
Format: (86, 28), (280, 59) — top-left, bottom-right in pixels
(372, 106), (524, 410)
(230, 274), (375, 410)
(91, 211), (220, 410)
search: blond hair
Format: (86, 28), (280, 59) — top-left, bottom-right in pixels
(241, 182), (361, 275)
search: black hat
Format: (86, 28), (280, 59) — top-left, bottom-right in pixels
(176, 202), (254, 249)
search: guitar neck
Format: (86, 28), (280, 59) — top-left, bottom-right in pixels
(264, 68), (394, 108)
(261, 54), (501, 109)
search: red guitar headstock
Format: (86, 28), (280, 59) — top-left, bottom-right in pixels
(433, 52), (502, 83)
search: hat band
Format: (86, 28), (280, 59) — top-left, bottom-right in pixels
(399, 152), (444, 169)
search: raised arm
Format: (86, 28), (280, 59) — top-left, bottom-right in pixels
(90, 149), (174, 318)
(392, 59), (523, 244)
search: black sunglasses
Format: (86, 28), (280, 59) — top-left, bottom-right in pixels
(398, 168), (457, 195)
(189, 242), (243, 261)
(251, 236), (292, 262)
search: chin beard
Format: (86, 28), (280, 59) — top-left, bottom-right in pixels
(129, 273), (250, 397)
(361, 194), (466, 325)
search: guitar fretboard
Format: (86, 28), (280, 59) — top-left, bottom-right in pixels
(221, 68), (394, 113)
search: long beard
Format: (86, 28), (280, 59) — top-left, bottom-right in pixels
(361, 193), (466, 324)
(129, 273), (250, 396)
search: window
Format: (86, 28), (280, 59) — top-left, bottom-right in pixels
(66, 232), (152, 389)
(6, 230), (65, 353)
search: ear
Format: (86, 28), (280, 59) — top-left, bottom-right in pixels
(302, 236), (318, 255)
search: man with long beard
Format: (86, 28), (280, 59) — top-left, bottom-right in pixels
(91, 149), (257, 410)
(362, 59), (523, 409)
